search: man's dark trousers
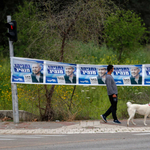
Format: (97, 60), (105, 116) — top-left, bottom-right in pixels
(103, 94), (118, 120)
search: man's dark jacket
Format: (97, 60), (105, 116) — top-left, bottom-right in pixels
(64, 74), (76, 83)
(31, 73), (43, 83)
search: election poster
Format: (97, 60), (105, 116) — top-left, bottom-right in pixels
(11, 57), (44, 84)
(112, 65), (143, 86)
(11, 57), (77, 85)
(45, 61), (77, 85)
(143, 64), (150, 85)
(78, 64), (107, 85)
(78, 64), (143, 85)
(10, 57), (148, 86)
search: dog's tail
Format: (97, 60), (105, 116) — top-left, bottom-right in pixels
(126, 102), (132, 107)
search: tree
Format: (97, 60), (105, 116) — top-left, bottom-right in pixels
(11, 0), (120, 120)
(112, 0), (150, 31)
(104, 10), (148, 64)
(37, 0), (119, 120)
(12, 0), (91, 120)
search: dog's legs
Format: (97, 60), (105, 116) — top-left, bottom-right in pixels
(127, 118), (130, 126)
(127, 108), (136, 126)
(144, 115), (148, 126)
(131, 117), (136, 126)
(127, 115), (136, 126)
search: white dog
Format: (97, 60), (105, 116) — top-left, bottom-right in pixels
(127, 102), (150, 126)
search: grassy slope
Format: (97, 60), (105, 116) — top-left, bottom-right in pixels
(1, 42), (150, 120)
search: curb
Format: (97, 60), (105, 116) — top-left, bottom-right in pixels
(0, 122), (150, 134)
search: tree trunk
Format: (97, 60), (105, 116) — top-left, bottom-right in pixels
(43, 85), (55, 121)
(69, 85), (76, 111)
(41, 1), (88, 121)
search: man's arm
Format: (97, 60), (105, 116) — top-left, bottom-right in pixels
(106, 76), (116, 96)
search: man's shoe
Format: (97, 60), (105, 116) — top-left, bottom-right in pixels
(113, 120), (121, 124)
(100, 115), (107, 123)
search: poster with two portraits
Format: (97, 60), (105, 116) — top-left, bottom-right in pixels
(11, 57), (150, 86)
(11, 57), (76, 85)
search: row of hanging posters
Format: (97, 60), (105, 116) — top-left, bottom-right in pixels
(11, 57), (150, 86)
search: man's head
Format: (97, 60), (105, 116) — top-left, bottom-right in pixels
(107, 65), (114, 73)
(32, 63), (41, 76)
(131, 67), (140, 78)
(65, 66), (74, 77)
(98, 67), (107, 77)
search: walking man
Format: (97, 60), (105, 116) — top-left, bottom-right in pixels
(100, 65), (121, 124)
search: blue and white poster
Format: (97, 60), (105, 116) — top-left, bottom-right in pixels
(78, 64), (107, 85)
(11, 57), (44, 84)
(113, 65), (143, 85)
(45, 61), (77, 85)
(78, 64), (142, 85)
(10, 57), (147, 86)
(143, 64), (150, 85)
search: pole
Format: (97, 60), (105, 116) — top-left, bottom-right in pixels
(7, 15), (19, 124)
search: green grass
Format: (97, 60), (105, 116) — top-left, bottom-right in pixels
(1, 42), (150, 120)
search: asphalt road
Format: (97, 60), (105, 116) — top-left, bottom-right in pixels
(0, 133), (150, 150)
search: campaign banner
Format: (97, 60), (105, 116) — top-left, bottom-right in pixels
(143, 64), (150, 85)
(11, 57), (44, 84)
(11, 57), (147, 86)
(78, 64), (107, 85)
(45, 61), (76, 85)
(11, 57), (77, 85)
(113, 65), (143, 86)
(78, 64), (143, 85)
